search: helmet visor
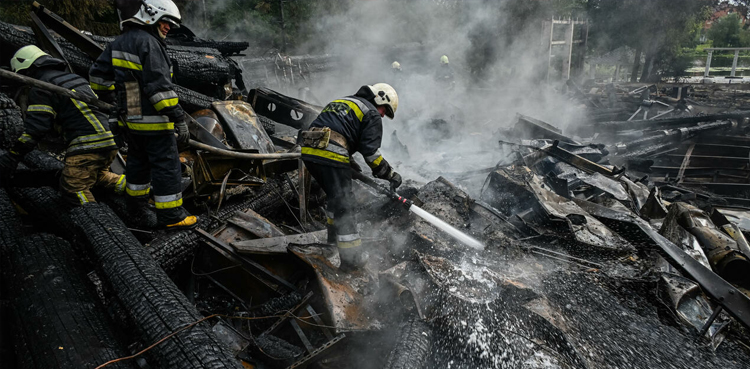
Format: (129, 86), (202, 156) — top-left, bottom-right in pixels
(162, 16), (181, 28)
(385, 105), (394, 120)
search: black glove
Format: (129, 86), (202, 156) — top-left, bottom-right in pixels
(0, 151), (21, 186)
(175, 115), (190, 146)
(387, 170), (402, 191)
(110, 120), (127, 148)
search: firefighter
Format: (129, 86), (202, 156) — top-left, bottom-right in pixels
(0, 45), (124, 206)
(301, 83), (402, 270)
(89, 0), (196, 230)
(435, 54), (455, 88)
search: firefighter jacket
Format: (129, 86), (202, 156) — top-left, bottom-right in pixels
(89, 26), (184, 135)
(301, 86), (393, 178)
(12, 56), (116, 157)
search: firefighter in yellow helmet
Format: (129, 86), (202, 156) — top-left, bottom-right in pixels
(0, 45), (125, 206)
(435, 54), (455, 87)
(301, 83), (402, 270)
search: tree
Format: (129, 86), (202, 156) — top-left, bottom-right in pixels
(708, 13), (744, 47)
(0, 0), (118, 35)
(587, 0), (714, 82)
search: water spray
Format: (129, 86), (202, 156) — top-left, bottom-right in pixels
(352, 171), (485, 251)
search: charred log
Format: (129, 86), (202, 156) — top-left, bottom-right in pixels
(0, 21), (231, 102)
(147, 176), (297, 272)
(0, 93), (24, 150)
(384, 319), (433, 369)
(69, 203), (243, 369)
(4, 233), (133, 369)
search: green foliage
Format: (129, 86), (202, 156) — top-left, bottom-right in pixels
(587, 0), (714, 80)
(708, 13), (745, 47)
(0, 0), (119, 35)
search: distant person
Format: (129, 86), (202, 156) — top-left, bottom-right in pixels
(435, 54), (455, 88)
(0, 45), (124, 206)
(300, 84), (402, 270)
(391, 60), (406, 88)
(89, 0), (196, 230)
(392, 61), (402, 73)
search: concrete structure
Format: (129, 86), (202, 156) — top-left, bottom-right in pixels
(704, 47), (750, 78)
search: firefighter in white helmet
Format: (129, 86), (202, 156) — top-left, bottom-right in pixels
(300, 83), (402, 270)
(89, 0), (196, 230)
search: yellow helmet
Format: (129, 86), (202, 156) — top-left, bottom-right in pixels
(440, 55), (449, 64)
(367, 83), (398, 120)
(11, 45), (49, 73)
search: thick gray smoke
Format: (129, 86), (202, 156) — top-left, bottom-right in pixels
(183, 0), (587, 195)
(295, 0), (586, 194)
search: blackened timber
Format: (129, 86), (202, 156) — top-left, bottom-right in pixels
(31, 1), (104, 59)
(29, 12), (71, 72)
(571, 198), (750, 331)
(613, 121), (734, 154)
(597, 112), (750, 131)
(232, 230), (328, 254)
(196, 228), (298, 292)
(543, 140), (617, 176)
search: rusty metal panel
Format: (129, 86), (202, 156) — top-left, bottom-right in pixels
(233, 230), (327, 255)
(289, 244), (382, 333)
(213, 100), (276, 152)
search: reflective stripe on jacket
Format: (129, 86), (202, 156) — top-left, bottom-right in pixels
(89, 27), (183, 135)
(302, 94), (392, 177)
(15, 64), (116, 156)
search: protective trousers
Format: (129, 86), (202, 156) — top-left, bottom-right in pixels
(60, 149), (125, 206)
(124, 133), (188, 225)
(303, 161), (361, 250)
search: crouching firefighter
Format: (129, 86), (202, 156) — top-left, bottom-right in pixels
(0, 45), (125, 206)
(89, 0), (197, 230)
(301, 83), (403, 270)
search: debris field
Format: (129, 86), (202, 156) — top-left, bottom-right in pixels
(2, 5), (750, 369)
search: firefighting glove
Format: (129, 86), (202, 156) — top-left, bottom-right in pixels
(110, 120), (127, 148)
(387, 170), (402, 192)
(175, 115), (190, 149)
(0, 150), (21, 186)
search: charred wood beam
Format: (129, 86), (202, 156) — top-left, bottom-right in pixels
(146, 176), (297, 272)
(596, 112), (750, 131)
(0, 20), (231, 102)
(572, 198), (750, 332)
(70, 204), (243, 369)
(612, 120), (735, 154)
(4, 233), (135, 369)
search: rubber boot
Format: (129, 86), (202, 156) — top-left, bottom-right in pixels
(127, 196), (158, 229)
(327, 223), (336, 244)
(163, 215), (199, 230)
(127, 197), (157, 229)
(157, 206), (199, 231)
(338, 247), (368, 271)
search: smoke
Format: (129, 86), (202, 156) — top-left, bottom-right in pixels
(178, 0), (589, 196)
(292, 0), (587, 196)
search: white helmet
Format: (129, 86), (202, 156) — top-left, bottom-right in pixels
(118, 0), (181, 29)
(391, 61), (401, 71)
(368, 83), (399, 120)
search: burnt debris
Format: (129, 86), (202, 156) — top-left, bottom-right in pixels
(3, 4), (750, 369)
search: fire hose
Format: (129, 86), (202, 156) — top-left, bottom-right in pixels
(0, 68), (301, 160)
(351, 170), (484, 250)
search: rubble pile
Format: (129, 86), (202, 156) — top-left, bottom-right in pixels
(2, 5), (750, 369)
